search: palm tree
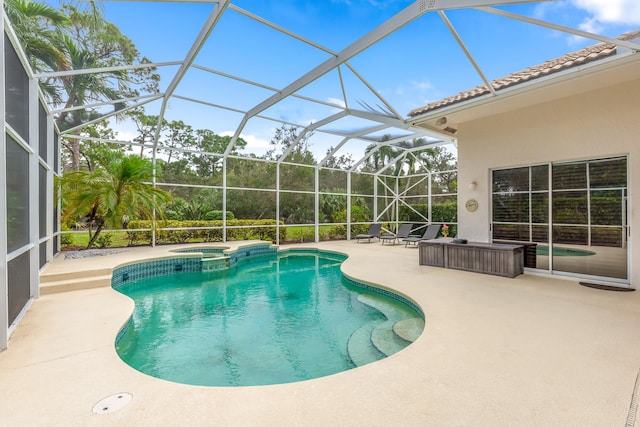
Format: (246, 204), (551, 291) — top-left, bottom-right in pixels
(56, 34), (131, 171)
(61, 153), (171, 248)
(3, 0), (70, 102)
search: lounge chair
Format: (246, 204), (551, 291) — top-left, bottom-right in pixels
(355, 223), (382, 243)
(379, 223), (413, 245)
(403, 224), (441, 247)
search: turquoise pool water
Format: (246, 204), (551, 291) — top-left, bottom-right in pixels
(115, 251), (423, 387)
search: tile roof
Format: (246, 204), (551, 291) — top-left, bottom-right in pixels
(407, 29), (640, 117)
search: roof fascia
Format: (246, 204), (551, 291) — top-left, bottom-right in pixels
(407, 52), (640, 126)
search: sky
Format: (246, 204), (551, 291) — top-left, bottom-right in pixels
(52, 0), (640, 162)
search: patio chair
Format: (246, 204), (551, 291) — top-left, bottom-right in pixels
(403, 224), (441, 247)
(355, 223), (382, 243)
(379, 223), (413, 246)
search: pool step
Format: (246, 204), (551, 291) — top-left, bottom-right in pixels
(353, 294), (424, 360)
(370, 321), (409, 356)
(347, 321), (385, 367)
(356, 294), (409, 320)
(393, 318), (425, 343)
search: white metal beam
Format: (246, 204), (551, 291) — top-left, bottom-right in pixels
(60, 95), (163, 134)
(0, 12), (8, 350)
(243, 0), (436, 121)
(475, 6), (640, 52)
(152, 1), (230, 154)
(278, 112), (348, 162)
(438, 11), (496, 96)
(344, 63), (403, 120)
(34, 61), (182, 79)
(52, 93), (161, 114)
(229, 5), (338, 56)
(318, 124), (388, 166)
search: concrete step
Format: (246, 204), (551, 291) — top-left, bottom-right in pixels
(347, 321), (385, 367)
(40, 267), (113, 284)
(393, 318), (425, 343)
(40, 274), (112, 295)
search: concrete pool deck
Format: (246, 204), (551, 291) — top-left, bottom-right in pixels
(1, 240), (639, 426)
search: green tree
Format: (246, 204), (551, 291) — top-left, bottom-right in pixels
(189, 130), (246, 183)
(61, 153), (170, 248)
(3, 0), (70, 101)
(53, 2), (160, 170)
(162, 120), (195, 164)
(129, 109), (166, 158)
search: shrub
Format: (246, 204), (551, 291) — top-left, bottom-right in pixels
(127, 219), (286, 245)
(60, 232), (73, 247)
(95, 234), (113, 248)
(399, 202), (458, 223)
(204, 210), (235, 220)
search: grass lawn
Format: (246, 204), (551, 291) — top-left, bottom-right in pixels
(283, 225), (339, 243)
(63, 231), (130, 249)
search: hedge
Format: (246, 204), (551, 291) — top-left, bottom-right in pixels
(398, 202), (458, 223)
(127, 219), (286, 245)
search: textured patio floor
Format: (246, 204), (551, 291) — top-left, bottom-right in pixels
(1, 240), (639, 426)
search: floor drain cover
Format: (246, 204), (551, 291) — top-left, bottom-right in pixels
(92, 393), (133, 414)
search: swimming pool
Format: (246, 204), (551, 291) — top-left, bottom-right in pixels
(114, 249), (424, 387)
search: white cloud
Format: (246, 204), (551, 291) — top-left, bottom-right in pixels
(411, 79), (434, 91)
(327, 97), (347, 108)
(220, 131), (270, 150)
(115, 130), (138, 142)
(570, 0), (640, 25)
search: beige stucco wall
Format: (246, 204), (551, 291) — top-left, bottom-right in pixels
(456, 78), (638, 285)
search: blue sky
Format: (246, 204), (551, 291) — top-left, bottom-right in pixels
(54, 0), (640, 161)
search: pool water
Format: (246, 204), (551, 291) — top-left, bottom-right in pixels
(115, 251), (422, 387)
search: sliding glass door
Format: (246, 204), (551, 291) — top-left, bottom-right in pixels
(491, 157), (628, 282)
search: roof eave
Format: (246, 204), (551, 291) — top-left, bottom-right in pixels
(406, 50), (640, 127)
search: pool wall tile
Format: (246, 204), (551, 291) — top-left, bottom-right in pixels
(343, 275), (424, 317)
(228, 244), (278, 266)
(112, 257), (202, 289)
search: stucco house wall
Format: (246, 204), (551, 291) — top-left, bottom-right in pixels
(455, 78), (638, 285)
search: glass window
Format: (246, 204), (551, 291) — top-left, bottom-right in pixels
(493, 193), (529, 223)
(493, 223), (530, 241)
(553, 163), (586, 190)
(531, 193), (548, 223)
(591, 189), (623, 226)
(552, 190), (588, 225)
(531, 165), (548, 191)
(589, 158), (626, 189)
(492, 167), (528, 193)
